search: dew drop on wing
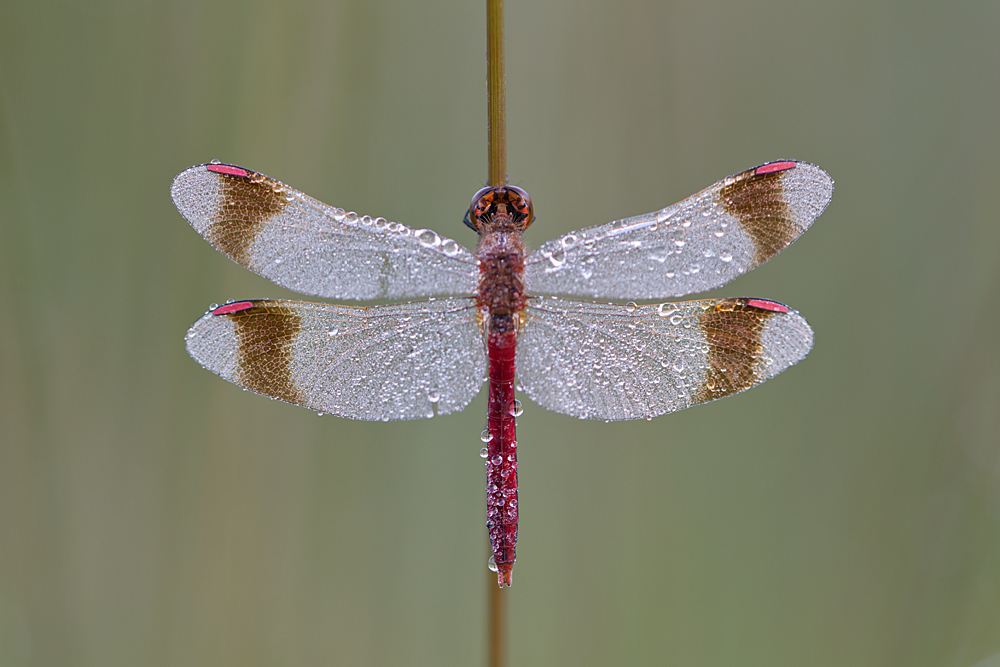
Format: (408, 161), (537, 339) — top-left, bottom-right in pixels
(427, 389), (440, 403)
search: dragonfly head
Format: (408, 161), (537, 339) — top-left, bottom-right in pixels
(464, 185), (534, 233)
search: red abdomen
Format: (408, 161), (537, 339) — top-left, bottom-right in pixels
(485, 322), (518, 586)
(476, 231), (526, 587)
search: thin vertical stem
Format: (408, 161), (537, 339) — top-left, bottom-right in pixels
(486, 0), (506, 186)
(487, 564), (507, 667)
(485, 8), (508, 667)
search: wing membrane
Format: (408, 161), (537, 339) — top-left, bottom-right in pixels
(171, 164), (480, 300)
(516, 296), (813, 420)
(524, 161), (832, 299)
(185, 297), (486, 420)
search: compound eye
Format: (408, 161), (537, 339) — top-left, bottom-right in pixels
(506, 186), (534, 229)
(463, 186), (494, 232)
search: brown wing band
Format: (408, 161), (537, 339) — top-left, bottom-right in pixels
(207, 169), (288, 266)
(695, 298), (780, 403)
(218, 302), (304, 405)
(719, 164), (797, 266)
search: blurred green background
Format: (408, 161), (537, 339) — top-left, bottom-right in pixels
(1, 0), (998, 665)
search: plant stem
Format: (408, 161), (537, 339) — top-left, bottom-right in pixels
(486, 0), (506, 187)
(487, 562), (507, 667)
(486, 2), (508, 666)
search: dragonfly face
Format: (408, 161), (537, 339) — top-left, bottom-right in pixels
(172, 159), (833, 586)
(465, 185), (534, 232)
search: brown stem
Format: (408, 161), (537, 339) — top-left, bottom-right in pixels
(485, 1), (508, 666)
(487, 559), (507, 667)
(486, 0), (506, 187)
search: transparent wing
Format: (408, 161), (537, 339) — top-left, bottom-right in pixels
(185, 297), (486, 420)
(516, 296), (813, 420)
(171, 163), (480, 300)
(525, 161), (833, 300)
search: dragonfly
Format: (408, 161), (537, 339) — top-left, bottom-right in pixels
(172, 159), (833, 586)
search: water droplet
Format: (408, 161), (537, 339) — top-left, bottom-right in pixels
(491, 455), (502, 465)
(210, 159), (221, 164)
(488, 556), (499, 573)
(427, 389), (440, 403)
(360, 215), (373, 225)
(560, 234), (578, 248)
(510, 400), (523, 417)
(647, 250), (670, 263)
(416, 229), (439, 246)
(346, 211), (359, 223)
(625, 301), (638, 314)
(714, 230), (725, 238)
(670, 315), (684, 325)
(657, 304), (678, 317)
(674, 239), (685, 247)
(720, 252), (733, 262)
(274, 257), (283, 264)
(509, 498), (518, 508)
(544, 250), (565, 267)
(441, 240), (460, 256)
(481, 430), (494, 443)
(327, 328), (339, 336)
(480, 447), (489, 458)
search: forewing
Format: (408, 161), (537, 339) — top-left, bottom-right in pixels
(185, 297), (486, 420)
(171, 164), (480, 300)
(525, 161), (833, 299)
(517, 296), (813, 420)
